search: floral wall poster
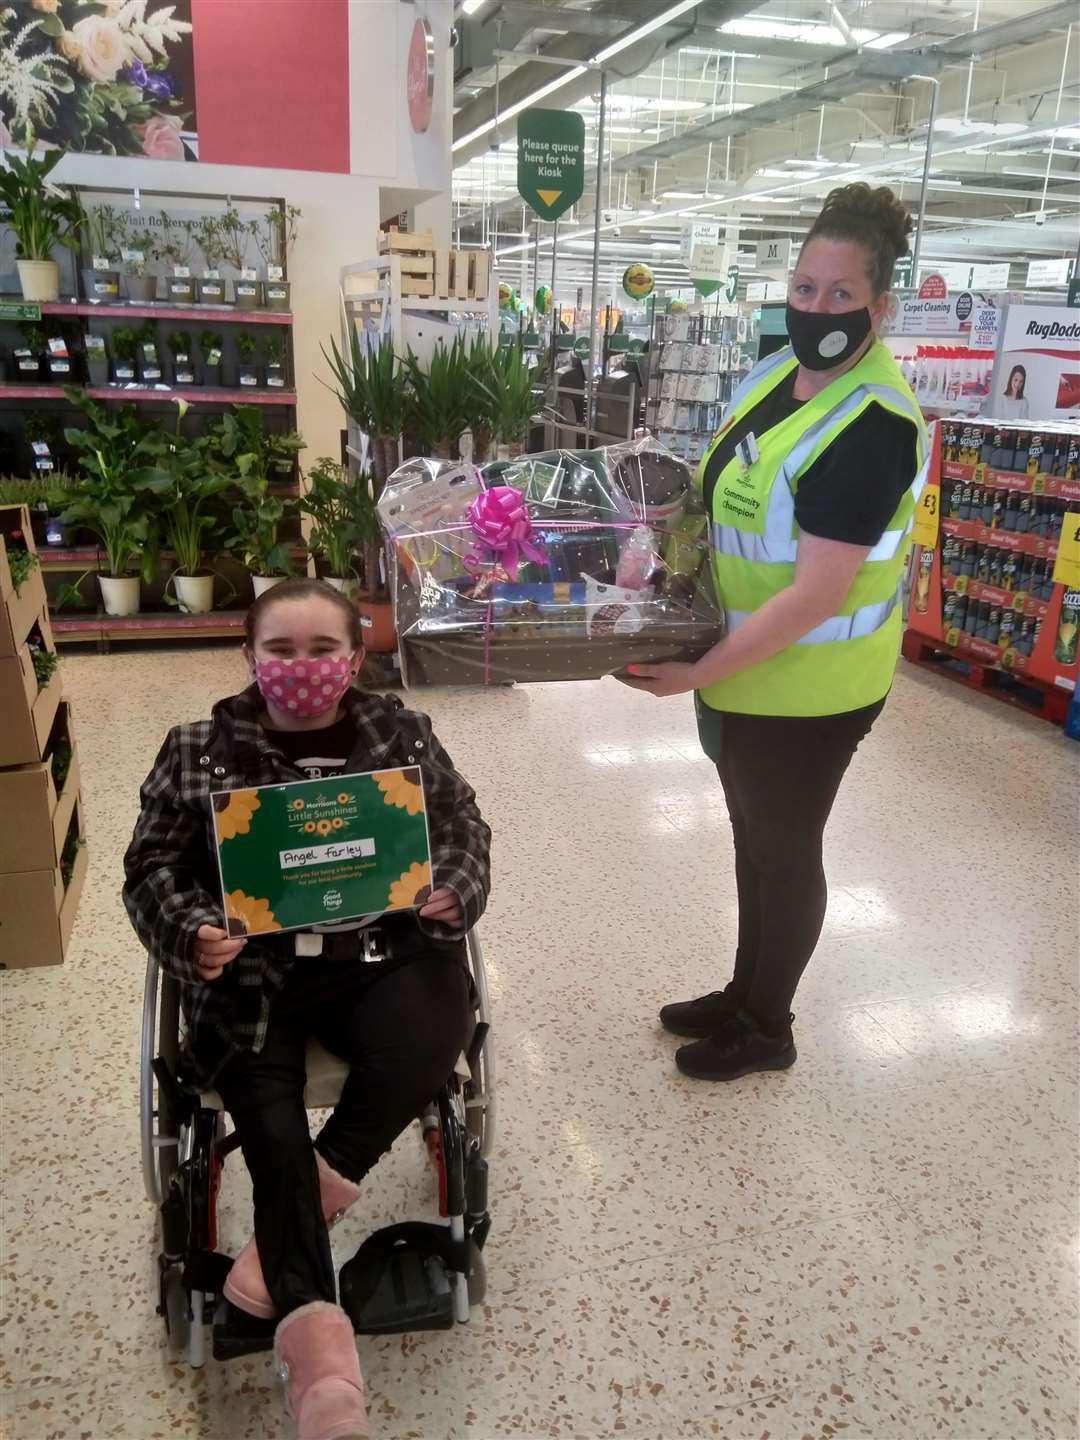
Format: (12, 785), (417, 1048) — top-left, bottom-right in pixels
(0, 0), (196, 160)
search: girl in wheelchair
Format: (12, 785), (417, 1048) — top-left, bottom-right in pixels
(124, 578), (491, 1440)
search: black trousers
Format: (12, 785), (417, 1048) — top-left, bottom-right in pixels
(215, 944), (471, 1316)
(697, 696), (885, 1027)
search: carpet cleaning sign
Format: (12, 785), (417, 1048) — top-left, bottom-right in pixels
(991, 304), (1080, 417)
(212, 767), (432, 936)
(517, 108), (585, 222)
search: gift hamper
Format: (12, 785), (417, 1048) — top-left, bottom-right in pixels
(377, 438), (723, 686)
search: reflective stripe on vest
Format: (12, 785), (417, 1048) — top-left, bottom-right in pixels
(726, 577), (905, 645)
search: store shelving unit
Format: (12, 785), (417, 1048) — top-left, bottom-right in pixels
(644, 308), (759, 466)
(0, 384), (297, 405)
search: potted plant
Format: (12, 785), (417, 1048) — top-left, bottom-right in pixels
(224, 492), (301, 597)
(158, 211), (197, 304)
(142, 400), (233, 614)
(83, 332), (109, 387)
(167, 331), (196, 386)
(465, 333), (499, 463)
(256, 204), (300, 312)
(23, 414), (65, 477)
(220, 205), (261, 309)
(478, 339), (537, 458)
(194, 216), (228, 305)
(0, 476), (74, 547)
(111, 326), (139, 384)
(44, 324), (75, 383)
(199, 329), (224, 387)
(324, 329), (405, 486)
(299, 457), (368, 593)
(60, 389), (165, 615)
(210, 404), (305, 490)
(235, 331), (260, 389)
(80, 204), (123, 301)
(137, 321), (164, 384)
(404, 338), (470, 459)
(264, 332), (287, 389)
(12, 322), (45, 383)
(0, 129), (83, 302)
(120, 223), (158, 303)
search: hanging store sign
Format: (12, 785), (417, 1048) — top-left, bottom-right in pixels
(1026, 258), (1075, 289)
(680, 221), (720, 263)
(746, 280), (786, 302)
(517, 109), (585, 222)
(892, 293), (999, 339)
(407, 18), (436, 134)
(918, 274), (949, 300)
(755, 238), (791, 276)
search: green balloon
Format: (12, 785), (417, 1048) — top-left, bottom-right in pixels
(498, 281), (517, 311)
(535, 285), (553, 315)
(622, 262), (655, 300)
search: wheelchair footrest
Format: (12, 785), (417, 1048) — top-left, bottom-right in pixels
(340, 1223), (461, 1337)
(212, 1299), (276, 1361)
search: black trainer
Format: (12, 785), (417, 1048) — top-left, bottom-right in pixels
(675, 1011), (796, 1081)
(659, 987), (741, 1038)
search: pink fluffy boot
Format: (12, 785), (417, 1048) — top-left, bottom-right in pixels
(224, 1151), (362, 1319)
(275, 1301), (369, 1440)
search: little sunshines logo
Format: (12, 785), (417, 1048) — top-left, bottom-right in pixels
(287, 791), (359, 840)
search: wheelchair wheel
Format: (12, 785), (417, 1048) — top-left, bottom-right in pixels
(161, 1264), (190, 1355)
(141, 955), (182, 1206)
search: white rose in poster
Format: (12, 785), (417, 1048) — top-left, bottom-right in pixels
(71, 16), (128, 84)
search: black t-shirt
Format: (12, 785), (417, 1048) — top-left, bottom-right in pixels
(265, 714), (355, 780)
(702, 368), (918, 546)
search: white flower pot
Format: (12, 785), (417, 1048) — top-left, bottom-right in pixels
(99, 575), (141, 617)
(17, 259), (60, 302)
(174, 573), (215, 614)
(252, 574), (286, 597)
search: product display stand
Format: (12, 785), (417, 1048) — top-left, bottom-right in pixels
(645, 308), (759, 467)
(904, 419), (1080, 726)
(0, 505), (87, 968)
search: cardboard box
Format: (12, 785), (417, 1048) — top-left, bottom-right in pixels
(0, 798), (87, 969)
(0, 642), (63, 769)
(451, 252), (469, 300)
(0, 702), (79, 874)
(378, 230), (434, 254)
(470, 250), (490, 300)
(0, 565), (49, 659)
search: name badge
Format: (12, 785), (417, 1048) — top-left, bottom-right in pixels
(736, 431), (760, 471)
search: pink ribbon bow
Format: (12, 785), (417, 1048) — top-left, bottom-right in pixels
(465, 485), (546, 582)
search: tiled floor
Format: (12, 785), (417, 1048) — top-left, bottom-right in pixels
(2, 649), (1078, 1440)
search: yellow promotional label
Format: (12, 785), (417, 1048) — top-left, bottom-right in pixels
(1051, 510), (1080, 590)
(912, 483), (941, 549)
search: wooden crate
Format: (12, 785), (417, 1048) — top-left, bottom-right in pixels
(379, 229), (435, 255)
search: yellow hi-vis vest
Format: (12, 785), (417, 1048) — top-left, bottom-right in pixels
(697, 339), (928, 717)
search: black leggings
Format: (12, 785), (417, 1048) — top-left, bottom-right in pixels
(215, 950), (471, 1316)
(697, 696), (885, 1027)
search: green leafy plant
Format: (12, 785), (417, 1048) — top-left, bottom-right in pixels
(323, 329), (405, 485)
(16, 321), (46, 353)
(475, 339), (537, 447)
(29, 640), (59, 689)
(256, 204), (301, 270)
(50, 734), (73, 789)
(218, 205), (259, 273)
(194, 215), (226, 273)
(83, 204), (125, 264)
(167, 330), (193, 358)
(111, 327), (139, 364)
(120, 222), (157, 276)
(137, 400), (233, 581)
(23, 412), (63, 449)
(0, 128), (83, 262)
(464, 333), (501, 461)
(6, 546), (39, 594)
(199, 330), (224, 363)
(209, 406), (305, 490)
(235, 332), (258, 363)
(0, 475), (73, 512)
(156, 210), (194, 270)
(299, 457), (377, 583)
(59, 388), (165, 580)
(60, 826), (85, 891)
(264, 333), (286, 367)
(53, 575), (94, 613)
(223, 493), (300, 578)
(404, 338), (471, 459)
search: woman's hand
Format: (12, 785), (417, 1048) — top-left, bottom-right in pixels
(419, 887), (463, 928)
(194, 923), (246, 982)
(615, 661), (700, 697)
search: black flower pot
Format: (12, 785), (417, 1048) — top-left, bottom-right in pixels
(265, 362), (287, 390)
(86, 358), (109, 387)
(197, 277), (228, 306)
(171, 354), (197, 385)
(112, 359), (138, 384)
(233, 279), (262, 310)
(201, 361), (223, 388)
(47, 354), (75, 383)
(237, 363), (262, 390)
(12, 348), (43, 383)
(166, 276), (197, 305)
(82, 266), (120, 301)
(264, 280), (291, 312)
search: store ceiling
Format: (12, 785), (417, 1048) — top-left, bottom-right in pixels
(450, 0), (1080, 300)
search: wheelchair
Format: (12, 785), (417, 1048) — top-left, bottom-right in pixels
(139, 931), (495, 1368)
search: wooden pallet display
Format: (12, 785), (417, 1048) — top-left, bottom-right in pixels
(379, 231), (491, 302)
(900, 629), (1073, 726)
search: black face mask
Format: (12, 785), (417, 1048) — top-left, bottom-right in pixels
(786, 303), (873, 371)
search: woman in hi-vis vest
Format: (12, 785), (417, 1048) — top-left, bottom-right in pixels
(622, 184), (928, 1082)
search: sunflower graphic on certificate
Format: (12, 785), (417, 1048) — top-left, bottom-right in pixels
(211, 768), (432, 936)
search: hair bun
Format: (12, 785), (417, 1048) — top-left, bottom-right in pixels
(818, 182), (913, 257)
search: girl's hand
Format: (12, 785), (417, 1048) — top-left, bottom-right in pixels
(194, 923), (246, 982)
(419, 887), (463, 928)
(615, 661), (699, 697)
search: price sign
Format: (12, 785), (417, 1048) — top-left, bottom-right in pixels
(912, 483), (941, 548)
(1051, 511), (1080, 590)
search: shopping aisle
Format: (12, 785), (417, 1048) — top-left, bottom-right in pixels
(2, 650), (1077, 1440)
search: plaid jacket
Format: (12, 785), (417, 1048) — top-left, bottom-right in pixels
(123, 684), (491, 1087)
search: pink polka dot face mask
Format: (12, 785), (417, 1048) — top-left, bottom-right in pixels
(254, 655), (356, 718)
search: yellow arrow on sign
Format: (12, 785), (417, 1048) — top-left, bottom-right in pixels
(536, 189), (562, 207)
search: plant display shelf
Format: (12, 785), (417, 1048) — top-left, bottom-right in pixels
(39, 545), (307, 573)
(52, 610), (247, 648)
(39, 302), (292, 326)
(0, 385), (297, 406)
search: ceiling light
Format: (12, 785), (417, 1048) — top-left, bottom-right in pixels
(594, 0), (707, 65)
(1053, 127), (1080, 141)
(453, 65), (588, 150)
(757, 167), (819, 178)
(662, 190), (708, 199)
(718, 16), (905, 47)
(462, 0), (488, 13)
(784, 158), (834, 169)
